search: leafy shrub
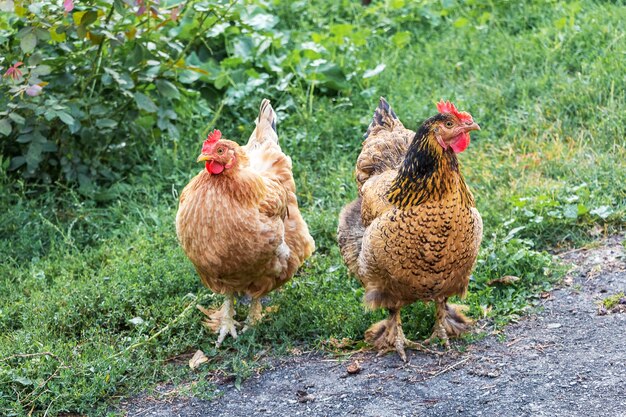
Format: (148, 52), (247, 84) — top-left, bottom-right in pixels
(0, 0), (451, 190)
(0, 0), (203, 192)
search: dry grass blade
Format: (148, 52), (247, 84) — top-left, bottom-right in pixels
(487, 276), (520, 286)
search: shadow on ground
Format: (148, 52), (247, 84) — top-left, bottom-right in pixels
(121, 236), (626, 417)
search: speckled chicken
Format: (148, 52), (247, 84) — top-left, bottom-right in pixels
(176, 99), (315, 347)
(337, 98), (482, 360)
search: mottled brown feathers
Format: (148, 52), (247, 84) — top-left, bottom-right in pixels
(356, 97), (414, 193)
(337, 198), (364, 277)
(337, 98), (483, 312)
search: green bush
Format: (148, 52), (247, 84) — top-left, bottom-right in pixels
(0, 0), (454, 192)
(0, 0), (202, 191)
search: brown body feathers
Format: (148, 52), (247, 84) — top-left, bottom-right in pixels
(176, 100), (315, 299)
(338, 98), (482, 353)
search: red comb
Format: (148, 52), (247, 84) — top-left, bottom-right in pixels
(206, 129), (221, 143)
(437, 100), (472, 122)
(201, 129), (221, 153)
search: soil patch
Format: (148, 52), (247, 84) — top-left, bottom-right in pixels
(122, 236), (626, 417)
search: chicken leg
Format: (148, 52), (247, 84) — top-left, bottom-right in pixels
(242, 297), (263, 332)
(203, 294), (239, 347)
(365, 309), (424, 362)
(424, 298), (472, 348)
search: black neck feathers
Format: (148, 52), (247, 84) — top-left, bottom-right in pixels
(387, 116), (471, 208)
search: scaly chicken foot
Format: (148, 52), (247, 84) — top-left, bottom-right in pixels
(424, 300), (451, 349)
(242, 298), (264, 332)
(202, 295), (240, 348)
(366, 309), (430, 362)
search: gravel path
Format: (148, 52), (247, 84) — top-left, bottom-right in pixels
(122, 236), (626, 417)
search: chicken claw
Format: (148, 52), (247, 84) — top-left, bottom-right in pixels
(423, 300), (472, 349)
(375, 323), (422, 362)
(365, 309), (430, 362)
(199, 295), (240, 347)
(423, 320), (450, 349)
(242, 298), (264, 333)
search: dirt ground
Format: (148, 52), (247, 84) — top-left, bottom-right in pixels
(122, 236), (626, 417)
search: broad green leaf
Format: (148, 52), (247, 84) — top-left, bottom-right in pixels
(233, 37), (254, 62)
(0, 119), (11, 136)
(81, 10), (98, 26)
(28, 2), (43, 15)
(9, 156), (26, 170)
(134, 92), (158, 113)
(135, 115), (155, 129)
(330, 23), (354, 38)
(554, 17), (567, 30)
(391, 31), (411, 48)
(242, 12), (278, 30)
(28, 52), (43, 66)
(155, 79), (180, 99)
(25, 141), (44, 171)
(96, 118), (118, 129)
(179, 70), (200, 84)
(20, 32), (37, 53)
(590, 205), (613, 219)
(42, 141), (58, 152)
(8, 113), (26, 124)
(57, 111), (75, 126)
(13, 376), (34, 386)
(453, 17), (470, 28)
(214, 72), (230, 89)
(315, 62), (349, 91)
(14, 5), (27, 16)
(73, 11), (87, 25)
(363, 64), (386, 79)
(33, 27), (50, 41)
(207, 22), (229, 38)
(50, 26), (66, 42)
(16, 133), (33, 143)
(90, 105), (108, 116)
(76, 24), (87, 39)
(563, 204), (579, 219)
(479, 12), (492, 25)
(32, 65), (51, 76)
(78, 173), (94, 192)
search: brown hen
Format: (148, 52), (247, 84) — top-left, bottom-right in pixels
(176, 99), (315, 347)
(337, 98), (482, 360)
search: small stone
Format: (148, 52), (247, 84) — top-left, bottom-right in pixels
(547, 323), (562, 329)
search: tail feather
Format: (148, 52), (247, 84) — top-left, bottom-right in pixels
(257, 98), (277, 134)
(248, 98), (278, 148)
(356, 97), (412, 192)
(337, 198), (365, 277)
(364, 97), (398, 139)
(443, 303), (473, 337)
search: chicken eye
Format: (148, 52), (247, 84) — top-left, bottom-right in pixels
(445, 121), (454, 128)
(217, 148), (225, 155)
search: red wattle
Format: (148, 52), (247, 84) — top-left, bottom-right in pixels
(206, 161), (225, 174)
(450, 133), (470, 153)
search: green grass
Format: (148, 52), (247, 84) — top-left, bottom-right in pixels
(600, 292), (625, 310)
(2, 1), (626, 415)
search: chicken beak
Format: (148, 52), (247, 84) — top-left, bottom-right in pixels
(463, 121), (480, 132)
(197, 154), (213, 163)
